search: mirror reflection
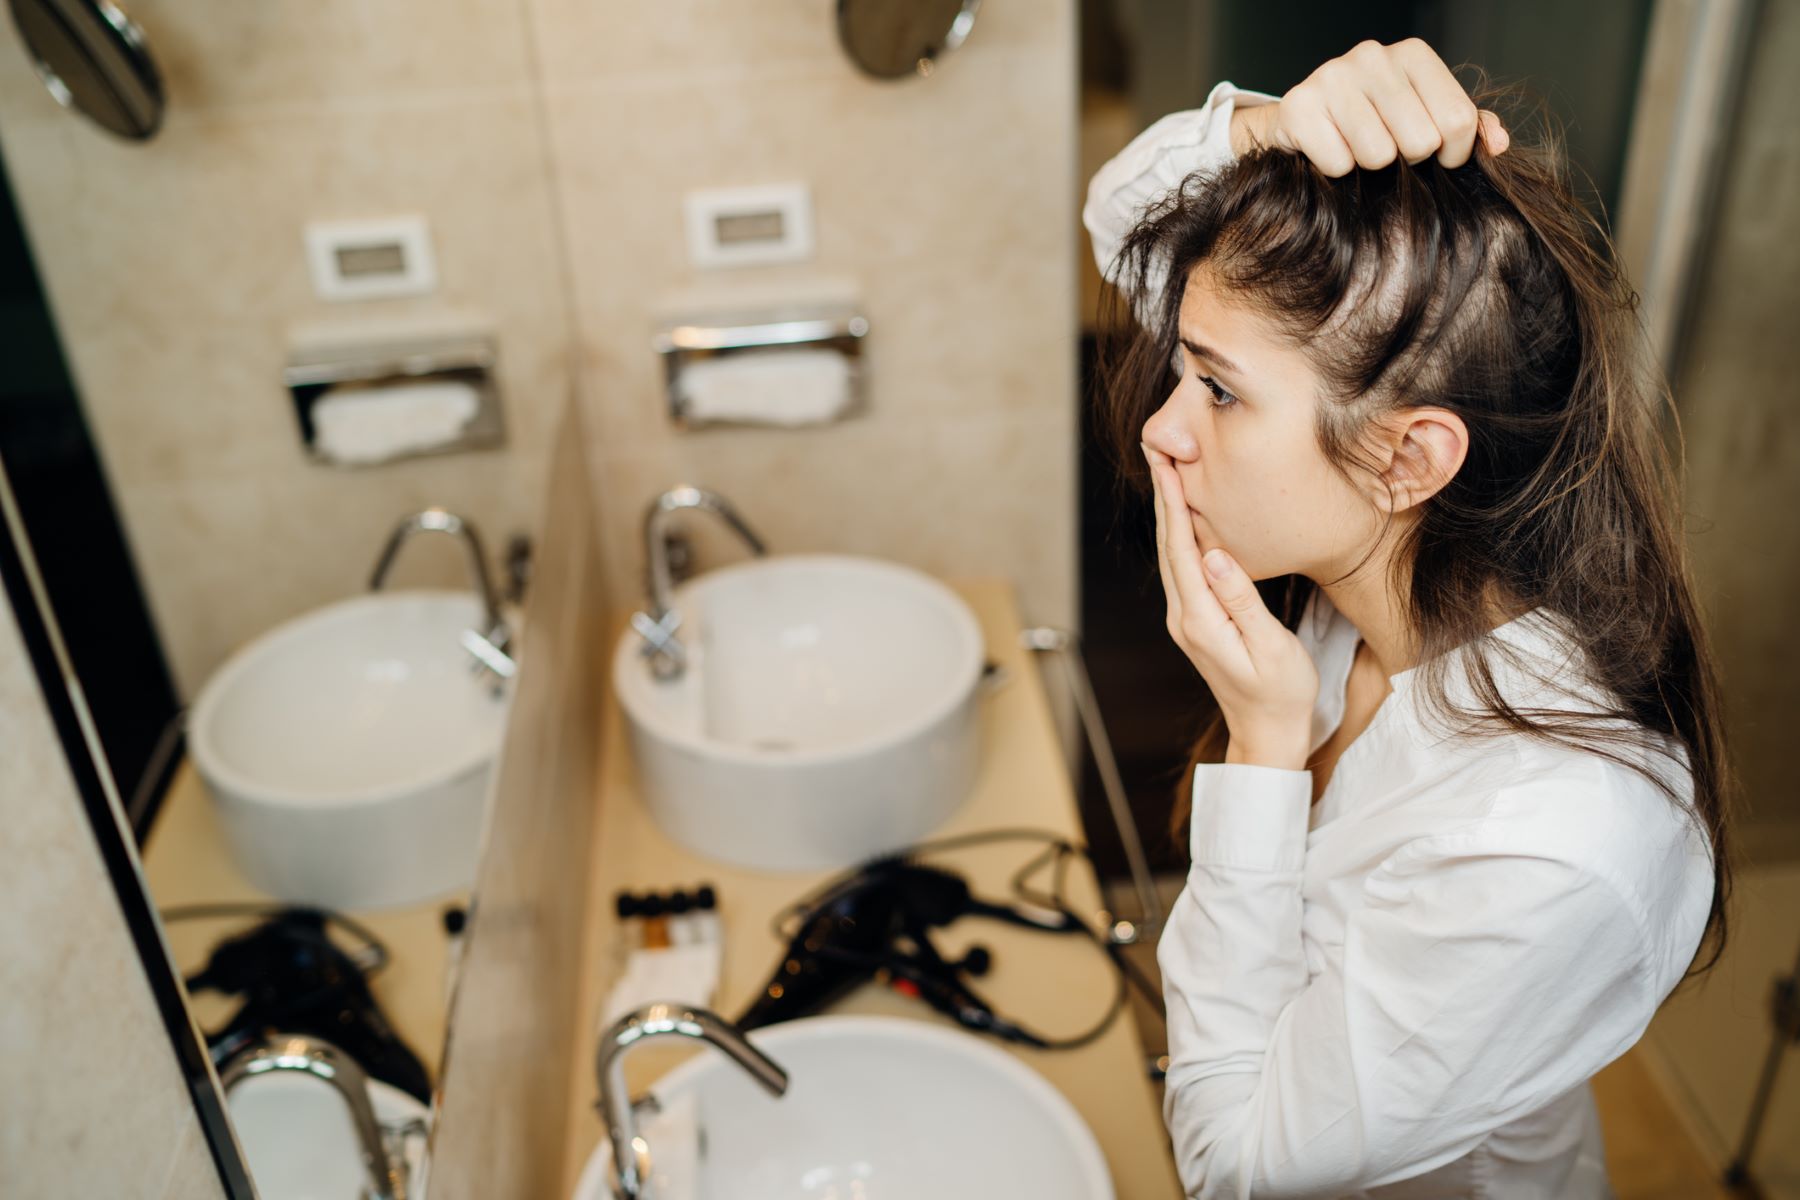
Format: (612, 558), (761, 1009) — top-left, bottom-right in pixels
(2, 3), (1796, 1199)
(836, 0), (980, 79)
(4, 0), (163, 138)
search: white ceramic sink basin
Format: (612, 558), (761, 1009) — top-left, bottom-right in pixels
(190, 590), (510, 910)
(613, 555), (984, 871)
(573, 1015), (1114, 1200)
(228, 1072), (428, 1200)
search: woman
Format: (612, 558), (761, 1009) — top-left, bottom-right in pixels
(1084, 38), (1729, 1199)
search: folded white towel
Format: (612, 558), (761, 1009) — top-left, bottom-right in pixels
(600, 943), (722, 1030)
(675, 348), (852, 426)
(311, 380), (479, 464)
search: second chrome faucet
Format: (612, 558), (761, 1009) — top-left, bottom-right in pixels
(595, 1001), (788, 1199)
(632, 486), (768, 682)
(370, 507), (517, 685)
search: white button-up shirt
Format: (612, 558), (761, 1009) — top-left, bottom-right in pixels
(1085, 83), (1718, 1200)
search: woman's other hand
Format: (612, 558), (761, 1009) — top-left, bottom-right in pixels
(1144, 445), (1319, 771)
(1229, 38), (1511, 176)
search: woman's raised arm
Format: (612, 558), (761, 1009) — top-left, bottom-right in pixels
(1082, 79), (1279, 322)
(1082, 39), (1509, 323)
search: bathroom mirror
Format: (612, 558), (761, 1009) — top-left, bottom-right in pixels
(837, 0), (980, 80)
(4, 0), (163, 139)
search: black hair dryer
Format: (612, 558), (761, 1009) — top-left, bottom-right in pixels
(185, 908), (431, 1104)
(735, 856), (1079, 1045)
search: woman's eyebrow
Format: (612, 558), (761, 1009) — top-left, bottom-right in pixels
(1179, 335), (1247, 378)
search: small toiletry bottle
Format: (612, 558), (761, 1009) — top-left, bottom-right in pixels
(610, 891), (642, 980)
(641, 893), (671, 949)
(694, 884), (719, 945)
(668, 888), (694, 944)
(442, 905), (468, 1005)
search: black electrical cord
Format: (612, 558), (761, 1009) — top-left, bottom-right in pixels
(766, 826), (1164, 1051)
(158, 901), (391, 976)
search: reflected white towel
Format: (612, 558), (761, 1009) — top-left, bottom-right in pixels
(311, 380), (479, 464)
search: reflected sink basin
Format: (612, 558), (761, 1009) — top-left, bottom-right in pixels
(229, 1072), (428, 1200)
(613, 555), (984, 871)
(190, 590), (510, 910)
(573, 1015), (1114, 1200)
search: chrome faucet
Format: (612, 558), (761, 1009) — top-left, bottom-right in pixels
(220, 1033), (410, 1200)
(633, 487), (768, 681)
(370, 507), (517, 683)
(596, 1002), (788, 1199)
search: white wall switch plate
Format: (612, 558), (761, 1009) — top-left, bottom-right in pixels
(303, 216), (438, 301)
(683, 182), (814, 269)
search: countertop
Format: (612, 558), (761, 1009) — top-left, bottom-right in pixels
(142, 760), (462, 1079)
(559, 577), (1182, 1198)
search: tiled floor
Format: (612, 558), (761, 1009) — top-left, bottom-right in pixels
(1103, 869), (1796, 1198)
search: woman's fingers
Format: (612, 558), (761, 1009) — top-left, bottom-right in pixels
(1143, 445), (1177, 611)
(1156, 460), (1232, 639)
(1143, 446), (1184, 625)
(1477, 110), (1510, 156)
(1362, 57), (1444, 165)
(1325, 87), (1400, 171)
(1390, 38), (1485, 167)
(1194, 546), (1288, 665)
(1283, 39), (1508, 175)
(1279, 86), (1357, 176)
(1144, 447), (1247, 672)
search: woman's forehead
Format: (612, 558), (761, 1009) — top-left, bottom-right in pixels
(1179, 267), (1289, 377)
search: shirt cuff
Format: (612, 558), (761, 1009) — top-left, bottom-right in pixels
(1187, 762), (1312, 872)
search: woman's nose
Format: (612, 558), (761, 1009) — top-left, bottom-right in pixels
(1142, 397), (1199, 462)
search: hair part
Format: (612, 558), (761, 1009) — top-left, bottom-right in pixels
(1097, 73), (1734, 984)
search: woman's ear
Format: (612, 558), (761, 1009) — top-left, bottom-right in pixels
(1366, 408), (1468, 513)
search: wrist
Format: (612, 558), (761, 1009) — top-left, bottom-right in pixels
(1229, 101), (1276, 157)
(1224, 734), (1309, 772)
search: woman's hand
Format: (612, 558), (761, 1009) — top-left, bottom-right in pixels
(1144, 445), (1319, 771)
(1230, 38), (1511, 176)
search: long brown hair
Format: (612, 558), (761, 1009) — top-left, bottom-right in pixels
(1097, 76), (1733, 981)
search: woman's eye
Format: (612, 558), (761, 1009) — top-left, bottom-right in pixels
(1197, 374), (1238, 409)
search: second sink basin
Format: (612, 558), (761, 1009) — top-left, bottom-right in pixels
(613, 555), (984, 871)
(189, 590), (510, 910)
(573, 1014), (1115, 1200)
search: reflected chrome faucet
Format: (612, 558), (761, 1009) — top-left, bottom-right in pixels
(220, 1033), (410, 1200)
(633, 487), (768, 681)
(596, 1002), (788, 1199)
(370, 508), (516, 683)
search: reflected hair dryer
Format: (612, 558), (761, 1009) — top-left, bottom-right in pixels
(735, 854), (1082, 1046)
(184, 907), (431, 1103)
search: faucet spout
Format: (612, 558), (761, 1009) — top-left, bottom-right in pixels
(221, 1033), (409, 1200)
(596, 1002), (787, 1199)
(370, 508), (515, 679)
(635, 487), (768, 681)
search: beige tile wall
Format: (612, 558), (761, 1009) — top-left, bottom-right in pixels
(0, 1), (1078, 698)
(0, 1), (572, 697)
(535, 0), (1078, 624)
(1666, 0), (1800, 862)
(0, 547), (225, 1196)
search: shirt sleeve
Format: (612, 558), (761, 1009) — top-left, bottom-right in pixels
(1159, 767), (1660, 1199)
(1081, 80), (1281, 325)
